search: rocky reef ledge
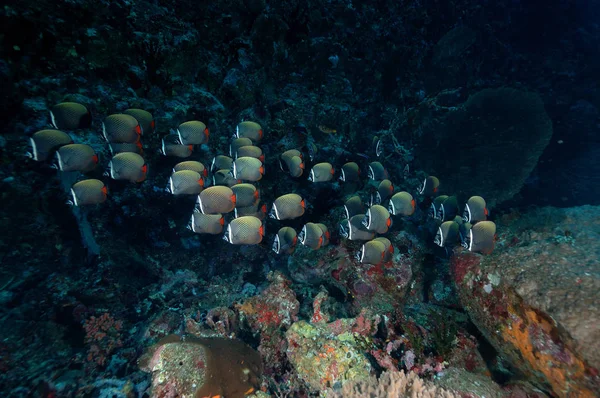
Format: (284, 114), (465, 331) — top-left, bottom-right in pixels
(451, 206), (600, 397)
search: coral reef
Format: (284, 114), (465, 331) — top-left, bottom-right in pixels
(450, 205), (600, 396)
(285, 320), (373, 392)
(1, 0), (599, 397)
(236, 272), (299, 378)
(83, 313), (123, 369)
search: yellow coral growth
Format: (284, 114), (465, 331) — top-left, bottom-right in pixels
(502, 305), (594, 398)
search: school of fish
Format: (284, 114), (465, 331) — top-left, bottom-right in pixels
(27, 102), (497, 264)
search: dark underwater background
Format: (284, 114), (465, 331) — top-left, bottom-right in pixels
(1, 0), (599, 397)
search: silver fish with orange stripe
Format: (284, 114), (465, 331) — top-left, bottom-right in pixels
(50, 102), (92, 130)
(196, 186), (236, 214)
(272, 226), (297, 254)
(308, 162), (335, 182)
(67, 179), (107, 206)
(236, 121), (263, 142)
(188, 213), (225, 235)
(356, 239), (387, 265)
(298, 222), (325, 250)
(27, 129), (73, 161)
(102, 114), (141, 143)
(107, 152), (148, 183)
(177, 120), (209, 145)
(55, 144), (98, 173)
(123, 108), (155, 135)
(362, 205), (392, 234)
(230, 157), (264, 182)
(167, 170), (204, 195)
(161, 135), (193, 158)
(173, 161), (208, 178)
(223, 216), (265, 245)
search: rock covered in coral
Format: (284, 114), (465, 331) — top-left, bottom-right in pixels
(289, 231), (419, 316)
(450, 205), (600, 396)
(285, 320), (372, 392)
(411, 87), (553, 206)
(139, 334), (262, 398)
(205, 306), (238, 337)
(236, 272), (300, 376)
(433, 368), (508, 398)
(236, 271), (299, 334)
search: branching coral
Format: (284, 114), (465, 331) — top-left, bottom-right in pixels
(329, 370), (457, 398)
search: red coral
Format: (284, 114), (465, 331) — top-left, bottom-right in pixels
(371, 349), (398, 371)
(351, 309), (380, 336)
(450, 251), (481, 284)
(83, 313), (123, 368)
(311, 290), (329, 324)
(237, 272), (299, 333)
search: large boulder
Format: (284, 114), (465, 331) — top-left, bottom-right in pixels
(139, 335), (262, 397)
(450, 206), (600, 397)
(412, 87), (553, 207)
(285, 320), (373, 392)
